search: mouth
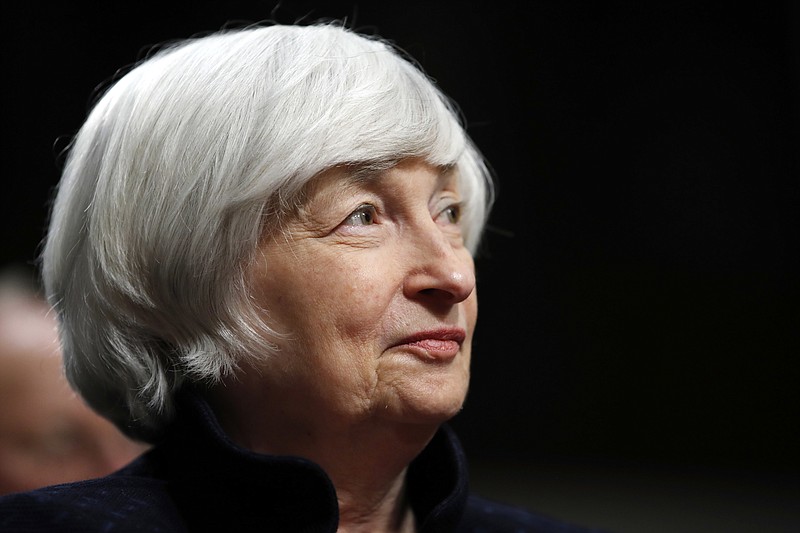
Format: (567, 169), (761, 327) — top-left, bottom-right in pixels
(391, 327), (467, 361)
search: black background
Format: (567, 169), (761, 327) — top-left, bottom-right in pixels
(3, 0), (798, 504)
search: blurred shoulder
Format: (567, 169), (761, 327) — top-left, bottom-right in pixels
(459, 495), (610, 533)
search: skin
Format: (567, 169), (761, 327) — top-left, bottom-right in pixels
(0, 293), (149, 495)
(210, 159), (478, 532)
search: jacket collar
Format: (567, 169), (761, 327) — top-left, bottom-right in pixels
(150, 386), (469, 532)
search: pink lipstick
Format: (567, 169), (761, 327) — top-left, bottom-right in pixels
(393, 328), (466, 361)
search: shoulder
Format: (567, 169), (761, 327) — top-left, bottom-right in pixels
(0, 473), (183, 532)
(458, 495), (608, 533)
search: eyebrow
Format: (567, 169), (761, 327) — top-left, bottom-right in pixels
(296, 160), (460, 227)
(342, 161), (457, 185)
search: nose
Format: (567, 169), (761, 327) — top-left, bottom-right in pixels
(403, 224), (476, 306)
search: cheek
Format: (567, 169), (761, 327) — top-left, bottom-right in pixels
(465, 288), (478, 334)
(261, 254), (397, 358)
(314, 256), (397, 337)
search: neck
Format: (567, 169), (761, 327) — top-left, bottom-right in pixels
(209, 390), (439, 533)
(333, 459), (415, 533)
(317, 422), (435, 533)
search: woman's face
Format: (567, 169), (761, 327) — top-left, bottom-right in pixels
(247, 159), (477, 430)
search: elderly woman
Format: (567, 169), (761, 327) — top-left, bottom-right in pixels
(0, 23), (600, 532)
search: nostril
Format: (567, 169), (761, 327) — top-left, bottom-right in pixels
(417, 286), (464, 302)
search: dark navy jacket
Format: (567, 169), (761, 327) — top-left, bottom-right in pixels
(0, 389), (604, 532)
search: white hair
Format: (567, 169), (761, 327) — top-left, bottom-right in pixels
(41, 23), (494, 441)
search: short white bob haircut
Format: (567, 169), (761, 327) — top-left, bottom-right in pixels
(42, 22), (493, 442)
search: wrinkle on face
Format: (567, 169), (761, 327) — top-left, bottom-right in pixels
(234, 159), (476, 436)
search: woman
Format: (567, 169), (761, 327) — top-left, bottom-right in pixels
(0, 23), (600, 532)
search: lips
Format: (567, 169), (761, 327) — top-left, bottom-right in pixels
(392, 328), (466, 361)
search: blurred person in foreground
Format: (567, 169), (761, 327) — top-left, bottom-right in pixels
(0, 23), (605, 532)
(0, 268), (148, 495)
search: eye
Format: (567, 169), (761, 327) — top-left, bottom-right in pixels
(437, 203), (462, 225)
(343, 204), (378, 226)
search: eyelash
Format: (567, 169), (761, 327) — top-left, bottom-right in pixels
(439, 203), (462, 225)
(343, 204), (378, 227)
(340, 201), (463, 228)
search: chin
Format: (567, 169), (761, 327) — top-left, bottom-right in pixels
(390, 383), (469, 425)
